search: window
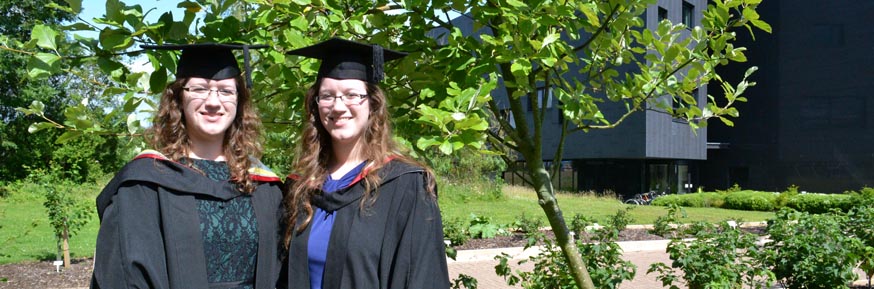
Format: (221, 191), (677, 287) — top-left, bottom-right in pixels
(682, 1), (694, 29)
(799, 95), (866, 128)
(672, 88), (697, 122)
(500, 108), (516, 128)
(529, 87), (554, 111)
(537, 87), (554, 109)
(658, 7), (668, 22)
(557, 101), (564, 124)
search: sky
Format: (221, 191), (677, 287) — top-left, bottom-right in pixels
(78, 0), (169, 25)
(76, 0), (190, 74)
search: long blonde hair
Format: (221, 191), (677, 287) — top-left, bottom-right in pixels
(146, 75), (263, 193)
(283, 79), (435, 244)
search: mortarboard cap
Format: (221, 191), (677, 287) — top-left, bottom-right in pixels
(140, 43), (268, 88)
(285, 38), (408, 84)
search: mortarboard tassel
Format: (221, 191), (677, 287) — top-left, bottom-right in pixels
(373, 44), (384, 84)
(243, 45), (253, 89)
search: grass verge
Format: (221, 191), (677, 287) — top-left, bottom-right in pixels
(0, 179), (773, 264)
(439, 183), (774, 226)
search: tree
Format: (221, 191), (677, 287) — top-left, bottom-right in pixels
(0, 0), (76, 181)
(12, 0), (769, 287)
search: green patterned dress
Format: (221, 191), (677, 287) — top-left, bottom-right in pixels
(189, 159), (258, 289)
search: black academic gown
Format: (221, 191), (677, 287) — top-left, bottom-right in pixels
(281, 160), (450, 289)
(91, 151), (284, 289)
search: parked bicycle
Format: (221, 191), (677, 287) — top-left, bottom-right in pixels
(624, 191), (667, 205)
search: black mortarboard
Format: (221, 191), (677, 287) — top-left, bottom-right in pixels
(285, 38), (408, 84)
(140, 43), (268, 88)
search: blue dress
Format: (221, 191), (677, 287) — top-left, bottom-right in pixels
(308, 161), (368, 289)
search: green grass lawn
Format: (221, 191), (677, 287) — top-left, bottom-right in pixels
(0, 191), (100, 264)
(0, 180), (774, 265)
(438, 184), (775, 226)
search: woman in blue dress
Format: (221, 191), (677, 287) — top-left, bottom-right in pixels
(281, 38), (451, 289)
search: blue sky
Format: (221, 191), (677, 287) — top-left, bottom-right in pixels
(79, 0), (168, 23)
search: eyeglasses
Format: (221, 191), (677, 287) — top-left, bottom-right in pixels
(316, 93), (368, 106)
(183, 86), (238, 102)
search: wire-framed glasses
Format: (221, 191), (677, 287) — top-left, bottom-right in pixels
(316, 93), (368, 106)
(183, 86), (238, 102)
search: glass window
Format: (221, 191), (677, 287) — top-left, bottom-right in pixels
(658, 7), (668, 22)
(682, 1), (694, 28)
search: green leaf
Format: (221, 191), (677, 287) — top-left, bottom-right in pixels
(744, 66), (759, 79)
(504, 0), (528, 9)
(439, 140), (453, 155)
(27, 53), (61, 78)
(742, 7), (760, 20)
(664, 45), (679, 63)
(31, 25), (59, 50)
(65, 0), (83, 14)
(126, 113), (140, 135)
(99, 28), (134, 50)
(149, 68), (168, 94)
(416, 136), (442, 151)
(28, 122), (58, 133)
(750, 19), (772, 33)
(55, 131), (84, 144)
(541, 32), (560, 49)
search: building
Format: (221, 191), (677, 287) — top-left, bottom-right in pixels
(434, 0), (753, 198)
(702, 1), (874, 194)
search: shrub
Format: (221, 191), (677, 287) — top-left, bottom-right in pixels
(774, 185), (799, 208)
(511, 214), (545, 248)
(847, 187), (874, 210)
(467, 214), (507, 239)
(846, 206), (874, 288)
(442, 217), (469, 259)
(786, 193), (852, 214)
(649, 221), (775, 289)
(650, 192), (724, 208)
(722, 190), (777, 211)
(496, 209), (637, 289)
(649, 204), (686, 238)
(762, 209), (862, 289)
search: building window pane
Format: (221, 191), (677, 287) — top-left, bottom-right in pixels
(658, 7), (668, 22)
(682, 2), (694, 28)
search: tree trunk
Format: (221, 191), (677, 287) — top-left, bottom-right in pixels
(62, 221), (70, 269)
(530, 165), (595, 289)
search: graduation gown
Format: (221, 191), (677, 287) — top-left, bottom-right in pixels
(281, 160), (450, 289)
(90, 150), (284, 289)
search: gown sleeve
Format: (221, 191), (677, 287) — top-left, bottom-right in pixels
(403, 174), (451, 289)
(91, 182), (170, 289)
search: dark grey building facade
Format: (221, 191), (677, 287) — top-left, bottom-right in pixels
(436, 0), (742, 198)
(703, 1), (874, 193)
(480, 0), (710, 198)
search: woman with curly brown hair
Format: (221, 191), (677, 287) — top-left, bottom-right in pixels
(91, 43), (284, 289)
(279, 38), (450, 289)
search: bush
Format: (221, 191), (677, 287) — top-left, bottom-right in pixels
(774, 185), (799, 208)
(722, 190), (777, 211)
(496, 209), (636, 289)
(650, 192), (724, 208)
(786, 193), (852, 214)
(649, 220), (774, 289)
(847, 187), (874, 210)
(846, 206), (874, 288)
(763, 209), (862, 289)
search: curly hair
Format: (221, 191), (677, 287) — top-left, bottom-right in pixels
(145, 75), (263, 193)
(283, 79), (435, 244)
